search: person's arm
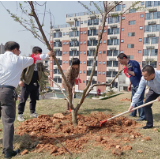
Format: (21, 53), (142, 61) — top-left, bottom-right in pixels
(127, 61), (140, 77)
(19, 68), (26, 87)
(65, 67), (72, 88)
(129, 77), (146, 112)
(21, 51), (54, 70)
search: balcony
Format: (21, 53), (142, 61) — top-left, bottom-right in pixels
(146, 46), (155, 49)
(148, 21), (156, 25)
(147, 34), (156, 37)
(109, 47), (116, 50)
(66, 10), (99, 18)
(149, 8), (157, 12)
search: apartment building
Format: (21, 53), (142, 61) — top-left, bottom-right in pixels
(0, 44), (4, 54)
(50, 1), (160, 94)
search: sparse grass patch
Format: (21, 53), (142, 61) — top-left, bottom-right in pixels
(0, 93), (160, 159)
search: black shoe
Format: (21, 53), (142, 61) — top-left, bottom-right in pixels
(136, 118), (146, 121)
(4, 149), (20, 159)
(142, 126), (153, 129)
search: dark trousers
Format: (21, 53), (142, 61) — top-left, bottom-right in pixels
(131, 86), (145, 120)
(0, 88), (16, 153)
(144, 89), (159, 127)
(18, 83), (39, 114)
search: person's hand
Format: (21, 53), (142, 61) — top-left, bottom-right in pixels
(19, 81), (24, 87)
(127, 85), (131, 92)
(48, 76), (52, 81)
(157, 96), (160, 101)
(128, 106), (134, 112)
(47, 51), (55, 57)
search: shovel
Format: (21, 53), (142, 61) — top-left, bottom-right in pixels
(98, 99), (158, 127)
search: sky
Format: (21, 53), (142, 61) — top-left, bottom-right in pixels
(0, 1), (100, 56)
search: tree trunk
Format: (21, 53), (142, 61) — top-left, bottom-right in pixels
(71, 109), (78, 126)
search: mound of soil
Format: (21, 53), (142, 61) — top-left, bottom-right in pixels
(15, 112), (142, 156)
(120, 98), (131, 102)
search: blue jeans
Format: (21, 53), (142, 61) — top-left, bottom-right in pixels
(130, 86), (145, 120)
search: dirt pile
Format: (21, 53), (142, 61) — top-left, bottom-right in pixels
(16, 112), (142, 156)
(120, 98), (131, 102)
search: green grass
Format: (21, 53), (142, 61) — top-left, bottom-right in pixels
(0, 93), (160, 159)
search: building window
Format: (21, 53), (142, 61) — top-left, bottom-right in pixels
(79, 71), (82, 74)
(50, 61), (52, 63)
(83, 80), (85, 83)
(83, 71), (85, 73)
(102, 72), (105, 75)
(84, 51), (86, 54)
(128, 32), (135, 37)
(138, 50), (141, 53)
(81, 21), (83, 24)
(63, 52), (65, 54)
(98, 71), (101, 75)
(84, 20), (87, 23)
(145, 25), (159, 32)
(100, 41), (102, 44)
(80, 61), (82, 64)
(63, 61), (65, 64)
(122, 4), (125, 8)
(115, 4), (121, 11)
(121, 39), (124, 43)
(107, 61), (112, 67)
(80, 31), (83, 34)
(103, 61), (105, 64)
(122, 16), (125, 20)
(140, 14), (144, 18)
(99, 51), (101, 54)
(141, 2), (144, 5)
(139, 38), (142, 42)
(66, 42), (69, 45)
(154, 1), (160, 6)
(66, 61), (68, 64)
(80, 51), (82, 54)
(63, 32), (65, 36)
(50, 69), (52, 72)
(103, 51), (106, 54)
(121, 28), (124, 31)
(145, 1), (153, 7)
(129, 20), (136, 25)
(108, 16), (120, 24)
(99, 61), (101, 64)
(83, 61), (86, 64)
(80, 41), (82, 44)
(129, 8), (136, 13)
(104, 30), (107, 33)
(84, 41), (86, 44)
(127, 44), (134, 48)
(103, 40), (106, 44)
(140, 26), (143, 30)
(66, 32), (69, 35)
(84, 31), (87, 34)
(63, 42), (65, 45)
(66, 51), (68, 54)
(120, 51), (123, 53)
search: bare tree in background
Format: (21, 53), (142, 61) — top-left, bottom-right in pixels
(3, 1), (141, 126)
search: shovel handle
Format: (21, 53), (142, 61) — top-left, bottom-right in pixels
(107, 99), (158, 122)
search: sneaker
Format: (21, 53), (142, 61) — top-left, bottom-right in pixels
(17, 114), (25, 122)
(30, 112), (38, 118)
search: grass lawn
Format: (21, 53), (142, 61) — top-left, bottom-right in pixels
(0, 92), (160, 159)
